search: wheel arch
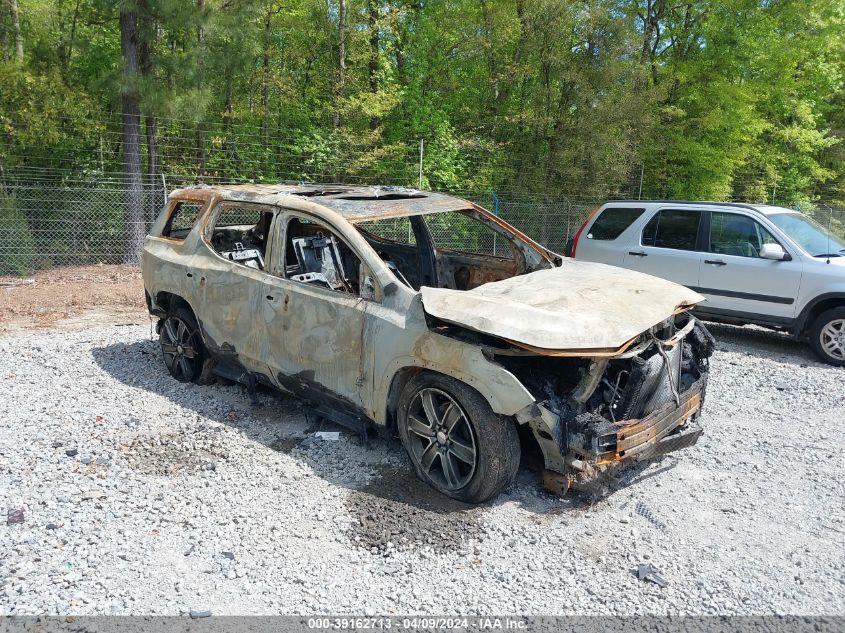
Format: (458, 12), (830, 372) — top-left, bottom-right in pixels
(151, 290), (198, 320)
(377, 355), (535, 428)
(384, 365), (422, 430)
(796, 293), (845, 337)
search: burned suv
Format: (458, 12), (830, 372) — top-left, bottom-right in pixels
(142, 184), (715, 503)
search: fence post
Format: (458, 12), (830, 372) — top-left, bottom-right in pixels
(418, 139), (424, 190)
(638, 164), (644, 200)
(490, 190), (500, 255)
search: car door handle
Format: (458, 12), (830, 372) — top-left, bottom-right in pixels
(265, 295), (276, 301)
(704, 259), (727, 266)
(628, 251), (647, 257)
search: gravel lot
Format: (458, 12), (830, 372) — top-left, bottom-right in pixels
(1, 319), (844, 616)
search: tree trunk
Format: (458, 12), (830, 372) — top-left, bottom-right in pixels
(367, 0), (380, 130)
(222, 76), (236, 180)
(120, 8), (144, 265)
(59, 0), (81, 75)
(627, 0), (667, 192)
(139, 4), (158, 225)
(10, 0), (24, 61)
(333, 0), (347, 128)
(640, 0), (666, 65)
(479, 0), (497, 102)
(145, 115), (158, 221)
(196, 0), (206, 177)
(262, 6), (272, 150)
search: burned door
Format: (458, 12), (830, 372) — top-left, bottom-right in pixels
(259, 212), (376, 417)
(197, 202), (276, 376)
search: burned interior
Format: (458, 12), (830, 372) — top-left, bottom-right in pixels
(209, 206), (273, 269)
(354, 209), (553, 292)
(143, 183), (714, 503)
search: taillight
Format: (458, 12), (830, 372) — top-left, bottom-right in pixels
(570, 205), (601, 258)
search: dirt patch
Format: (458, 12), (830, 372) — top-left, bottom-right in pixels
(345, 464), (486, 555)
(122, 428), (229, 476)
(0, 265), (147, 334)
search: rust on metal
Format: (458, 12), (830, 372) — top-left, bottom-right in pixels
(543, 469), (573, 496)
(143, 183), (714, 499)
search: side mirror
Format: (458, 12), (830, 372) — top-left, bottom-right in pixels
(760, 243), (788, 261)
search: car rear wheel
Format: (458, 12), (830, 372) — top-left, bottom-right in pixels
(159, 306), (207, 382)
(397, 372), (520, 504)
(809, 307), (845, 367)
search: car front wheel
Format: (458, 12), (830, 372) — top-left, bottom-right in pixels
(397, 372), (520, 504)
(809, 307), (845, 367)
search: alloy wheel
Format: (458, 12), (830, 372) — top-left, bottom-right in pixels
(405, 388), (477, 491)
(160, 315), (199, 381)
(820, 318), (845, 361)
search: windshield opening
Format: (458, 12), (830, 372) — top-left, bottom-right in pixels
(768, 213), (845, 257)
(355, 209), (554, 292)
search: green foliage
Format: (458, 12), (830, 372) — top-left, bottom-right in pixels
(0, 0), (843, 209)
(0, 192), (35, 275)
(0, 62), (104, 169)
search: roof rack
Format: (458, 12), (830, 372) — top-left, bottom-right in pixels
(603, 199), (760, 211)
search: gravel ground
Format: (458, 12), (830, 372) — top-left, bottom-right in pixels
(1, 321), (844, 616)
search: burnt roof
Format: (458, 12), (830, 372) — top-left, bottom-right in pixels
(170, 183), (473, 222)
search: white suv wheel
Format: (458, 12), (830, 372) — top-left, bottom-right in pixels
(810, 308), (845, 367)
(820, 319), (845, 361)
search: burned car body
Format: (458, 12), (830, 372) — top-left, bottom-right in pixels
(142, 184), (714, 503)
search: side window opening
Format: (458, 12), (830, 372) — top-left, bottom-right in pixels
(423, 211), (516, 259)
(356, 217), (416, 245)
(285, 217), (376, 299)
(588, 207), (644, 240)
(642, 209), (700, 251)
(709, 212), (778, 258)
(355, 217), (420, 290)
(162, 201), (203, 240)
(209, 205), (273, 270)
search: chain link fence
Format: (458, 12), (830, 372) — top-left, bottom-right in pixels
(1, 170), (844, 276)
(0, 176), (588, 274)
(0, 178), (166, 274)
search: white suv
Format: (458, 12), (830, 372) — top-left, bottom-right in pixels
(570, 201), (845, 366)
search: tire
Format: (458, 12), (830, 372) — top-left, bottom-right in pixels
(158, 305), (209, 383)
(809, 307), (845, 367)
(396, 372), (520, 504)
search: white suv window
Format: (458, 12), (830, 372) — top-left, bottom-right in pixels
(709, 212), (778, 258)
(589, 207), (644, 240)
(641, 209), (700, 251)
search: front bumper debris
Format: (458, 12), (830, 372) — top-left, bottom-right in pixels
(594, 378), (704, 464)
(542, 377), (706, 496)
(520, 317), (715, 497)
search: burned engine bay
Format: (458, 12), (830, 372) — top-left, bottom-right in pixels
(432, 312), (716, 493)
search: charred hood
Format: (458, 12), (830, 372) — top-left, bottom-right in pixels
(420, 261), (704, 352)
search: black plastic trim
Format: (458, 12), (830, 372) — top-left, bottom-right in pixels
(690, 286), (794, 305)
(794, 293), (845, 333)
(693, 306), (795, 328)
